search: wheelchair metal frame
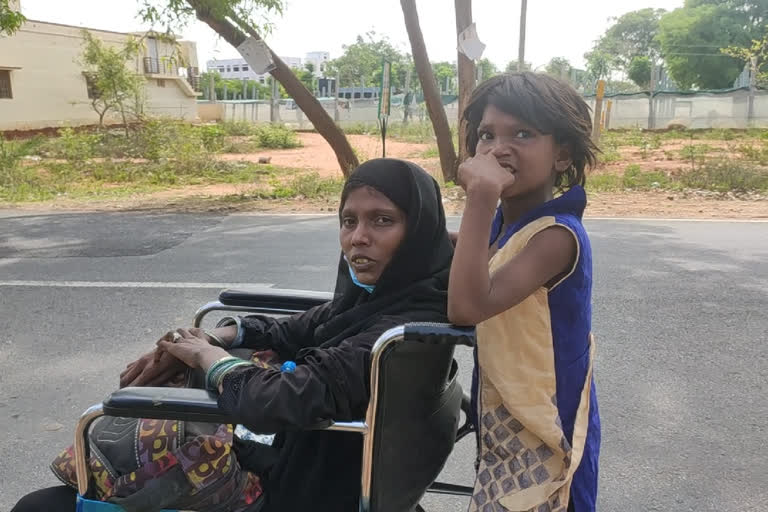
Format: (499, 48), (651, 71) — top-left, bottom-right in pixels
(73, 296), (473, 512)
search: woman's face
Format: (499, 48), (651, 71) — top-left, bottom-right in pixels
(340, 186), (407, 285)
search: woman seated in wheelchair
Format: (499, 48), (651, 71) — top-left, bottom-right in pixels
(12, 159), (454, 512)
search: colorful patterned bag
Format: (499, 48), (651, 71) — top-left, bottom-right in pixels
(49, 349), (277, 512)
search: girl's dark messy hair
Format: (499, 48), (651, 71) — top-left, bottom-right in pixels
(463, 72), (598, 190)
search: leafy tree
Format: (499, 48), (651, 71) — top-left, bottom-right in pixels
(431, 61), (456, 93)
(504, 60), (531, 72)
(658, 3), (751, 89)
(594, 8), (666, 68)
(293, 63), (315, 92)
(202, 71), (271, 99)
(722, 26), (768, 87)
(545, 57), (572, 80)
(686, 0), (768, 29)
(476, 58), (499, 80)
(584, 48), (615, 81)
(605, 80), (643, 94)
(139, 0), (358, 175)
(327, 32), (408, 90)
(627, 56), (651, 88)
(80, 31), (145, 134)
(0, 0), (25, 35)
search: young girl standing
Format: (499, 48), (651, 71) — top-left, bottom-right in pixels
(449, 73), (600, 512)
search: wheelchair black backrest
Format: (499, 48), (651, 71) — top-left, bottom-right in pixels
(368, 325), (468, 512)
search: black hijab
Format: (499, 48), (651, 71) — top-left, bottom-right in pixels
(228, 159), (454, 512)
(310, 158), (453, 348)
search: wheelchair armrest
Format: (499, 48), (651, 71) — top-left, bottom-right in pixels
(103, 387), (237, 424)
(219, 288), (334, 311)
(102, 387), (350, 432)
(403, 323), (476, 347)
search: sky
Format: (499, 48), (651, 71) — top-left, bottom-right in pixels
(17, 0), (684, 71)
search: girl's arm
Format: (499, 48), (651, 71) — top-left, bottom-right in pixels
(448, 157), (576, 326)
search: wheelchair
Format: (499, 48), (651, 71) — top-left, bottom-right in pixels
(72, 288), (477, 512)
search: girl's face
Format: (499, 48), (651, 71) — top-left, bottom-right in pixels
(339, 186), (407, 285)
(475, 104), (571, 199)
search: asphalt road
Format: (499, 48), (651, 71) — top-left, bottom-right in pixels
(0, 211), (766, 512)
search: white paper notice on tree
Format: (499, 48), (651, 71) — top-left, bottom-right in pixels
(458, 23), (486, 61)
(237, 37), (275, 75)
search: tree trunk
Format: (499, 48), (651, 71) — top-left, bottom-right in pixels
(455, 0), (475, 164)
(186, 0), (359, 176)
(400, 0), (459, 183)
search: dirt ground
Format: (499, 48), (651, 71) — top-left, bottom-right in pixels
(216, 133), (434, 175)
(4, 133), (767, 219)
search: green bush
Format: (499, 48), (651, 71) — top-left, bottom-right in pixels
(253, 124), (301, 149)
(290, 172), (343, 198)
(133, 119), (211, 166)
(49, 127), (99, 168)
(197, 124), (228, 152)
(219, 121), (255, 136)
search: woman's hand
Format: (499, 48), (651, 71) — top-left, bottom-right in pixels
(120, 331), (188, 388)
(156, 328), (230, 372)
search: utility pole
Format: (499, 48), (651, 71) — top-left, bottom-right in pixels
(648, 57), (657, 130)
(334, 72), (341, 123)
(748, 56), (757, 127)
(403, 67), (413, 124)
(592, 80), (605, 141)
(455, 0), (476, 162)
(518, 0), (528, 71)
(270, 77), (279, 123)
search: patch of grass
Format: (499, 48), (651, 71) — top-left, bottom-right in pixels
(735, 143), (768, 164)
(289, 172), (344, 198)
(389, 122), (437, 143)
(352, 145), (370, 163)
(599, 144), (621, 165)
(679, 144), (714, 161)
(0, 153), (280, 202)
(621, 164), (673, 189)
(221, 139), (263, 154)
(680, 159), (768, 193)
(587, 173), (622, 192)
(343, 123), (379, 136)
(420, 145), (439, 159)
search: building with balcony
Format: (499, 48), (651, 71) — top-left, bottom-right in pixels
(0, 1), (201, 132)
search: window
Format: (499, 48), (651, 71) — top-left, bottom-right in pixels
(83, 73), (100, 99)
(226, 66), (231, 72)
(0, 70), (12, 99)
(242, 65), (249, 72)
(233, 66), (240, 72)
(353, 92), (361, 99)
(218, 66), (225, 72)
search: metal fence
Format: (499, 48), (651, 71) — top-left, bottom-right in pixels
(585, 88), (768, 130)
(199, 87), (768, 131)
(198, 99), (461, 129)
